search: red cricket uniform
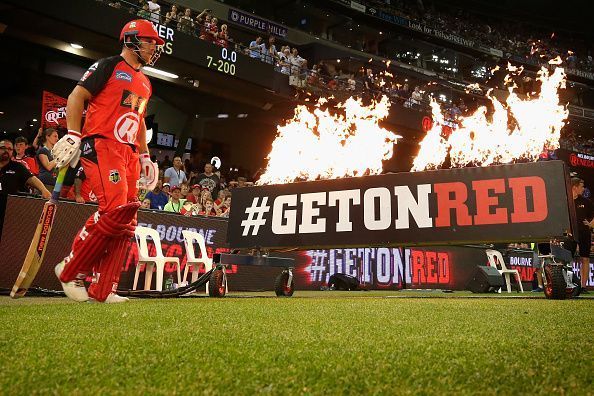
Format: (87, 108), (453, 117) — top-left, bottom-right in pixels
(79, 55), (151, 209)
(61, 55), (152, 300)
(14, 156), (38, 175)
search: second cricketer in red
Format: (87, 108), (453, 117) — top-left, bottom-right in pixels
(52, 20), (162, 303)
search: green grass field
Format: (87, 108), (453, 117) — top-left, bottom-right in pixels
(1, 292), (593, 395)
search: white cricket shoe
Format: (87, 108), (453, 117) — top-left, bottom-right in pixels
(54, 262), (89, 302)
(104, 293), (129, 303)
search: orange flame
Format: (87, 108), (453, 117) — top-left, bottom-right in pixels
(412, 66), (567, 171)
(258, 96), (400, 185)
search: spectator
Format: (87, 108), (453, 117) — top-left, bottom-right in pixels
(405, 86), (423, 108)
(183, 158), (193, 175)
(216, 24), (229, 48)
(180, 200), (201, 217)
(36, 128), (59, 192)
(141, 198), (152, 209)
(0, 139), (50, 241)
(199, 188), (212, 208)
(261, 36), (277, 64)
(162, 182), (171, 196)
(178, 8), (194, 35)
(206, 17), (219, 44)
(198, 197), (217, 217)
(195, 163), (220, 198)
(249, 36), (263, 59)
(145, 180), (169, 210)
(198, 13), (212, 40)
(179, 182), (190, 199)
(237, 176), (248, 188)
(161, 155), (172, 169)
(163, 185), (185, 213)
(307, 64), (320, 86)
(290, 48), (306, 74)
(163, 156), (187, 187)
(164, 4), (180, 28)
(165, 4), (180, 23)
(13, 136), (38, 175)
(216, 194), (232, 217)
(195, 8), (211, 31)
(278, 47), (291, 75)
(186, 184), (202, 204)
(147, 0), (161, 23)
(219, 174), (227, 190)
(137, 3), (150, 19)
(214, 189), (228, 206)
(71, 166), (96, 204)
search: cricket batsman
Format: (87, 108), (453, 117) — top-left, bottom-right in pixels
(52, 20), (162, 303)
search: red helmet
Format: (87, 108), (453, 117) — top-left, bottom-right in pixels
(120, 19), (164, 46)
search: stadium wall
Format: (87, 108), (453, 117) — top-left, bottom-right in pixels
(2, 196), (593, 292)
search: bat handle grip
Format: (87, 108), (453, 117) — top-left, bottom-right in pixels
(50, 166), (69, 203)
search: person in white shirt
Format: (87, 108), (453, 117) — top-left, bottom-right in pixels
(249, 36), (263, 59)
(278, 47), (291, 75)
(290, 48), (305, 75)
(147, 0), (161, 24)
(163, 156), (187, 187)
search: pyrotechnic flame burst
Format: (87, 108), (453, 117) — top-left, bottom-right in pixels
(411, 66), (568, 171)
(258, 96), (400, 185)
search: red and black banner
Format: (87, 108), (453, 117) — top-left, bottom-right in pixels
(228, 161), (576, 250)
(41, 91), (68, 130)
(0, 195), (592, 292)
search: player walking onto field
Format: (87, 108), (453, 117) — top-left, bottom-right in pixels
(52, 20), (162, 303)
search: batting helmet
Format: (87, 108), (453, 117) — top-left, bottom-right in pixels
(120, 19), (164, 45)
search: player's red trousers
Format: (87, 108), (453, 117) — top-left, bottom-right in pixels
(60, 138), (140, 301)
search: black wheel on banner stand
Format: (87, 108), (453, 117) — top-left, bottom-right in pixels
(274, 269), (295, 297)
(544, 264), (567, 300)
(209, 266), (227, 297)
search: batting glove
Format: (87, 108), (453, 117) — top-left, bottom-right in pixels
(52, 130), (81, 168)
(139, 153), (159, 191)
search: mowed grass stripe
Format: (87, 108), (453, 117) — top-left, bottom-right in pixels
(0, 296), (592, 395)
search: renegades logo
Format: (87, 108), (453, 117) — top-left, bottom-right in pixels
(569, 153), (594, 168)
(113, 112), (140, 144)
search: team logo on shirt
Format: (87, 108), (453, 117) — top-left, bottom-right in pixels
(115, 71), (133, 82)
(113, 112), (140, 144)
(120, 90), (148, 113)
(109, 169), (121, 184)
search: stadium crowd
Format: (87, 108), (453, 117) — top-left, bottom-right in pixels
(360, 0), (593, 74)
(95, 0), (594, 118)
(2, 128), (253, 219)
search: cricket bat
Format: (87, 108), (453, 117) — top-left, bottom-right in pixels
(10, 166), (68, 298)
